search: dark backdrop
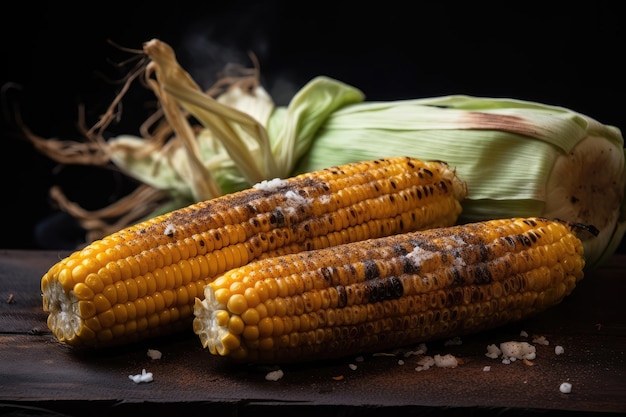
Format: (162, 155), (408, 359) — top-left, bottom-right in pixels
(1, 1), (624, 250)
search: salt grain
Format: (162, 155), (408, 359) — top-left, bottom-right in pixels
(485, 344), (502, 359)
(416, 355), (435, 371)
(147, 349), (162, 360)
(253, 178), (287, 191)
(265, 369), (284, 381)
(163, 224), (176, 237)
(129, 369), (153, 384)
(559, 382), (572, 393)
(500, 341), (536, 360)
(434, 354), (458, 368)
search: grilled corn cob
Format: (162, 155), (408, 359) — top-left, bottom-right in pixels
(41, 156), (467, 347)
(193, 217), (586, 363)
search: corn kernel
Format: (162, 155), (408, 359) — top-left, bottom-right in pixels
(77, 300), (97, 319)
(243, 325), (259, 340)
(244, 287), (261, 308)
(215, 310), (230, 326)
(83, 273), (105, 294)
(214, 288), (231, 306)
(134, 298), (147, 317)
(222, 246), (236, 270)
(75, 324), (96, 341)
(158, 245), (173, 267)
(124, 320), (137, 336)
(162, 265), (176, 290)
(144, 295), (156, 315)
(162, 289), (176, 308)
(221, 333), (241, 352)
(84, 316), (102, 332)
(242, 308), (260, 325)
(97, 309), (116, 328)
(170, 305), (182, 322)
(92, 294), (111, 314)
(158, 309), (171, 326)
(228, 315), (245, 335)
(179, 259), (193, 284)
(136, 317), (148, 332)
(113, 304), (128, 323)
(58, 268), (74, 289)
(176, 286), (190, 305)
(271, 317), (284, 336)
(153, 292), (165, 312)
(124, 278), (139, 301)
(228, 294), (248, 315)
(73, 283), (95, 301)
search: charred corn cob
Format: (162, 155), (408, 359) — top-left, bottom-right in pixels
(193, 217), (586, 363)
(41, 156), (467, 347)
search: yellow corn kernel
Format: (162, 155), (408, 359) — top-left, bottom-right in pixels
(194, 217), (586, 363)
(41, 157), (466, 348)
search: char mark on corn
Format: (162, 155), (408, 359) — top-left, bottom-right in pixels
(193, 217), (585, 363)
(41, 156), (467, 347)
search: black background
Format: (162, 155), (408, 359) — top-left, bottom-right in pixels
(1, 1), (624, 250)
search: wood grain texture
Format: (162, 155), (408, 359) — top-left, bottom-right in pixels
(1, 249), (624, 416)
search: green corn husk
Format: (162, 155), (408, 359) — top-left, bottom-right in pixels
(289, 89), (626, 269)
(20, 39), (625, 269)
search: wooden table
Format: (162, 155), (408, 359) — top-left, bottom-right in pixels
(1, 249), (625, 416)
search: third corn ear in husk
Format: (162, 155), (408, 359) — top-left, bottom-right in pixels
(156, 55), (625, 269)
(287, 85), (626, 269)
(22, 39), (626, 269)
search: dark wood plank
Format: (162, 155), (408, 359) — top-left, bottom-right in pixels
(1, 249), (625, 416)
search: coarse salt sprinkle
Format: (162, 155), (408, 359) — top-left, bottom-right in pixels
(253, 178), (287, 191)
(129, 369), (153, 384)
(265, 369), (284, 381)
(559, 382), (572, 393)
(147, 349), (162, 360)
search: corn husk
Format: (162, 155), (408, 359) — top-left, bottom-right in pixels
(19, 39), (625, 268)
(291, 91), (626, 269)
